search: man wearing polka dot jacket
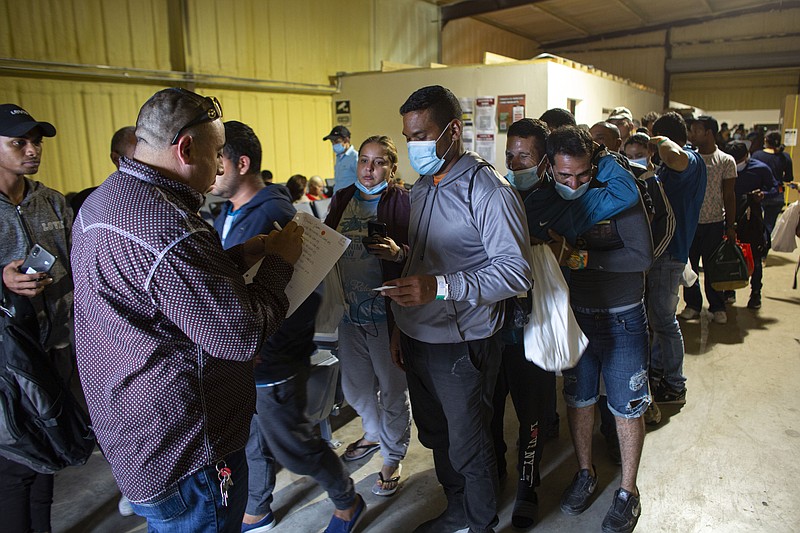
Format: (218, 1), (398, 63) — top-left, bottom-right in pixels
(71, 88), (303, 533)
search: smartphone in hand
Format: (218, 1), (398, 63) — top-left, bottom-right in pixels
(20, 244), (57, 274)
(368, 221), (388, 238)
(363, 221), (388, 246)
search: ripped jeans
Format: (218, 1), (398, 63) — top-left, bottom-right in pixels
(563, 302), (651, 419)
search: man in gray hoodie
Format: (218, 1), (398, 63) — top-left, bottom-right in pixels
(0, 103), (73, 533)
(383, 85), (532, 533)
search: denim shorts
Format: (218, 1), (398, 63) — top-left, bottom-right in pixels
(562, 302), (651, 419)
(129, 449), (248, 533)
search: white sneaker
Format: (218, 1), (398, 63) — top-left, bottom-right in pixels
(118, 495), (134, 517)
(678, 307), (700, 320)
(712, 311), (728, 324)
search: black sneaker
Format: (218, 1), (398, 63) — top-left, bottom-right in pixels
(602, 488), (641, 533)
(747, 291), (761, 309)
(654, 382), (686, 405)
(560, 467), (597, 515)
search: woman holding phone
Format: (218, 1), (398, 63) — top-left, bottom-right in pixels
(324, 135), (411, 497)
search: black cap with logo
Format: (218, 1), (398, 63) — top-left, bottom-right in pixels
(0, 104), (57, 138)
(322, 125), (350, 141)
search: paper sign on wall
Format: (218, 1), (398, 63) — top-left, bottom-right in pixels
(460, 97), (475, 151)
(475, 97), (496, 134)
(475, 133), (495, 165)
(497, 95), (526, 133)
(784, 128), (797, 147)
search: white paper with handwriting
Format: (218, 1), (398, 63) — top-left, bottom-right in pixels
(244, 211), (351, 317)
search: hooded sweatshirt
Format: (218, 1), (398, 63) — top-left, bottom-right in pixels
(0, 178), (73, 350)
(213, 184), (296, 248)
(393, 151), (531, 344)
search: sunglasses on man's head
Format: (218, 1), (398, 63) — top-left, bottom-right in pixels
(168, 88), (223, 145)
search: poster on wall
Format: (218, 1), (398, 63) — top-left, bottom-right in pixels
(497, 95), (526, 133)
(460, 97), (475, 151)
(475, 133), (495, 165)
(784, 128), (797, 146)
(336, 100), (351, 127)
(475, 97), (496, 134)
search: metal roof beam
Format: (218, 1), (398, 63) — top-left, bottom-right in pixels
(441, 0), (549, 26)
(666, 51), (800, 73)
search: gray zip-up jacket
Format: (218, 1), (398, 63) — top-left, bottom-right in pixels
(393, 151), (532, 343)
(0, 178), (73, 350)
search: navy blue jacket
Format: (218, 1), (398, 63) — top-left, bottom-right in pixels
(213, 184), (296, 247)
(735, 158), (779, 212)
(213, 183), (320, 384)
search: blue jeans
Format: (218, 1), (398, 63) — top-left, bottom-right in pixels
(129, 449), (248, 533)
(685, 221), (725, 313)
(647, 253), (687, 390)
(563, 303), (650, 419)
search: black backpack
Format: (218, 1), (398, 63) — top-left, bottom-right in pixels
(0, 316), (96, 474)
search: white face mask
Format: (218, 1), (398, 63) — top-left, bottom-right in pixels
(736, 161), (747, 172)
(628, 157), (649, 168)
(554, 180), (590, 200)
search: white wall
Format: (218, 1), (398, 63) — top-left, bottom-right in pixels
(703, 109), (781, 130)
(337, 58), (665, 182)
(545, 62), (663, 127)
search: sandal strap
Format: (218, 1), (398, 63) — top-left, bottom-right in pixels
(377, 472), (401, 485)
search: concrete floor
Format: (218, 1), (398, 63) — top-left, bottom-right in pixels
(52, 251), (800, 533)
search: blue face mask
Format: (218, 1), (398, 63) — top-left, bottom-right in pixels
(355, 179), (389, 196)
(554, 180), (590, 200)
(332, 142), (346, 155)
(506, 155), (545, 190)
(628, 157), (649, 167)
(407, 122), (454, 176)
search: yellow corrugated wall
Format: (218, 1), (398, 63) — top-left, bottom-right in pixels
(0, 0), (439, 194)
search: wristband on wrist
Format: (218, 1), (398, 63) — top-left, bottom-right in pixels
(657, 138), (668, 146)
(435, 275), (449, 300)
(566, 250), (588, 270)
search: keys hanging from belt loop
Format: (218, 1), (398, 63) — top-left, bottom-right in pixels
(216, 461), (233, 507)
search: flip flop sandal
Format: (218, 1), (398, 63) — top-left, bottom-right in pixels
(371, 464), (402, 497)
(342, 438), (380, 462)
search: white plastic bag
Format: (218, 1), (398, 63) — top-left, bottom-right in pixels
(523, 245), (588, 371)
(680, 260), (698, 287)
(771, 200), (799, 253)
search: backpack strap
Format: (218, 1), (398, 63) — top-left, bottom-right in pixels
(467, 161), (493, 219)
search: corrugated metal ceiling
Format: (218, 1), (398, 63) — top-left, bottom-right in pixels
(431, 0), (797, 47)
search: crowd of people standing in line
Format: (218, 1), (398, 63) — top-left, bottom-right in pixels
(0, 84), (795, 533)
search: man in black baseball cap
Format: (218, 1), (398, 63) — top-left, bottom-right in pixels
(0, 103), (74, 533)
(322, 125), (357, 192)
